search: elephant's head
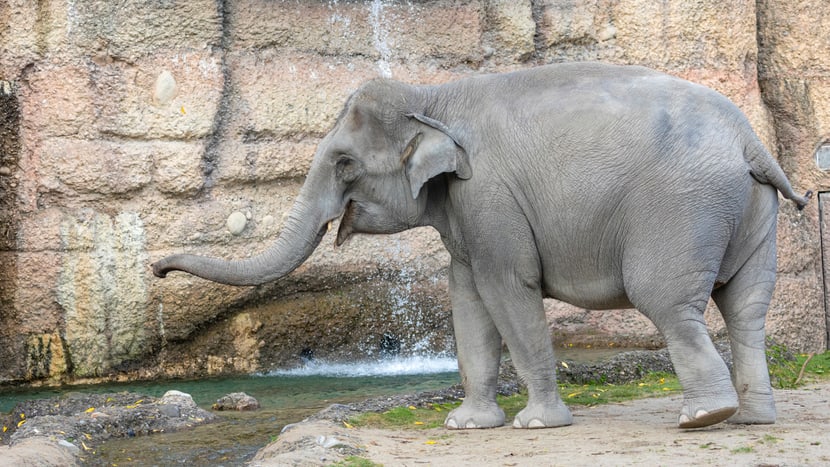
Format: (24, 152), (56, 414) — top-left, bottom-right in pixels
(152, 79), (472, 285)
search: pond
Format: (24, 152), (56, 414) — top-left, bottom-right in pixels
(1, 347), (624, 466)
(1, 356), (460, 466)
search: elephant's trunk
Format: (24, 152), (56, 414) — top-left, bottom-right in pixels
(152, 168), (341, 286)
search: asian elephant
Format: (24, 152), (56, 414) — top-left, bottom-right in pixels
(153, 62), (811, 430)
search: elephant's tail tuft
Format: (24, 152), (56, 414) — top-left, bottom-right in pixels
(744, 139), (812, 210)
(795, 190), (813, 211)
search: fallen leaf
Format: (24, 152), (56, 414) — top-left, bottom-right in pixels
(425, 440), (437, 445)
(85, 407), (95, 413)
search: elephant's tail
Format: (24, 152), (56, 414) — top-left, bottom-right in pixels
(744, 139), (813, 210)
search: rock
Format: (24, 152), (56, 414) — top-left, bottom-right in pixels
(226, 211), (248, 235)
(153, 70), (177, 105)
(1, 390), (216, 461)
(212, 392), (260, 411)
(159, 389), (197, 408)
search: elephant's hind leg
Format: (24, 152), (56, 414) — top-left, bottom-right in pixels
(626, 254), (738, 428)
(712, 235), (778, 425)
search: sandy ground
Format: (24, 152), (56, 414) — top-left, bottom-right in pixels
(251, 381), (830, 466)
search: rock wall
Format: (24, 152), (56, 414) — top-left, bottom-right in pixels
(0, 0), (827, 385)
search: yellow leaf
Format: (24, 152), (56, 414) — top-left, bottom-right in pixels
(662, 387), (672, 391)
(561, 361), (569, 369)
(425, 440), (437, 445)
(134, 400), (143, 405)
(638, 383), (646, 387)
(85, 407), (95, 413)
(81, 441), (92, 451)
(180, 106), (186, 115)
(408, 406), (417, 410)
(343, 421), (354, 429)
(414, 421), (424, 425)
(3, 425), (7, 432)
(434, 407), (442, 412)
(17, 420), (25, 428)
(659, 378), (665, 384)
(19, 413), (24, 420)
(84, 433), (92, 440)
(567, 392), (581, 398)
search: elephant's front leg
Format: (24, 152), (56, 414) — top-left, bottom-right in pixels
(469, 247), (572, 429)
(444, 259), (506, 429)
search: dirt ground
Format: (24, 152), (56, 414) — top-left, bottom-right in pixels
(251, 381), (830, 467)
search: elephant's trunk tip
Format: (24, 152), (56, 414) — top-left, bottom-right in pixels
(151, 259), (171, 278)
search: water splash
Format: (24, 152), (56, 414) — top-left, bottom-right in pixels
(369, 0), (393, 78)
(266, 355), (458, 378)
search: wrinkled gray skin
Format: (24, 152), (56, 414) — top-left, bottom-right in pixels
(154, 63), (811, 430)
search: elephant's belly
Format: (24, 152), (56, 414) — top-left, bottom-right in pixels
(543, 275), (633, 310)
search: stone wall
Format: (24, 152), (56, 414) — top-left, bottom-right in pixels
(0, 0), (827, 385)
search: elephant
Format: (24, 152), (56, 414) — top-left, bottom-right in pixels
(153, 62), (812, 430)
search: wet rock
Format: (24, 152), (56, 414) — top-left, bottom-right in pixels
(212, 392), (260, 411)
(1, 390), (216, 460)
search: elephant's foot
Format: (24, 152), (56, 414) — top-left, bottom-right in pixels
(678, 406), (737, 428)
(727, 391), (776, 425)
(444, 402), (505, 430)
(512, 400), (573, 429)
(677, 385), (739, 429)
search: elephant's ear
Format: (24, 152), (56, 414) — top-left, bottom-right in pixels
(402, 113), (472, 199)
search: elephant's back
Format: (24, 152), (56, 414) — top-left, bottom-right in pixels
(456, 64), (758, 307)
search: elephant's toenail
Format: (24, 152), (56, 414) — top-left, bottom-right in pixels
(528, 419), (546, 428)
(513, 418), (523, 428)
(465, 421), (479, 429)
(694, 409), (709, 419)
(679, 414), (691, 425)
(446, 419), (458, 429)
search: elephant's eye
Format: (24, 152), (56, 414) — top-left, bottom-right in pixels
(335, 156), (361, 183)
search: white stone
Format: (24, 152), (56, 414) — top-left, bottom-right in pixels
(154, 70), (177, 105)
(227, 211), (248, 235)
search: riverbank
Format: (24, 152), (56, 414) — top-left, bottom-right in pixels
(251, 381), (830, 466)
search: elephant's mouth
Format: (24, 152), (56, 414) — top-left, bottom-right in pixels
(335, 200), (357, 247)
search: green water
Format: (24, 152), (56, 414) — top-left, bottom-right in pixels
(1, 368), (460, 466)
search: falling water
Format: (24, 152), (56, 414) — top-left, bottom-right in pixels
(267, 355), (458, 377)
(370, 0), (393, 78)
